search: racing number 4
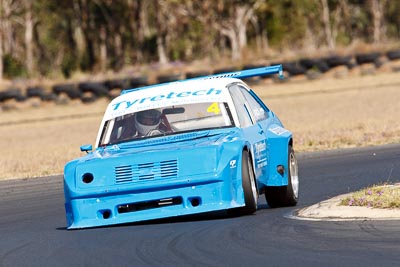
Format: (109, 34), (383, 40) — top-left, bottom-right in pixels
(207, 102), (220, 114)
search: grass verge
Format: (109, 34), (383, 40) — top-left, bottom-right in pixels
(340, 183), (400, 209)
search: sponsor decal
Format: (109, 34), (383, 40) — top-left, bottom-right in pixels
(230, 160), (237, 168)
(254, 140), (268, 169)
(269, 126), (288, 136)
(104, 87), (225, 120)
(112, 145), (120, 150)
(112, 88), (222, 111)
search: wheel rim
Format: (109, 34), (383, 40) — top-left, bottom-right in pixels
(289, 152), (299, 198)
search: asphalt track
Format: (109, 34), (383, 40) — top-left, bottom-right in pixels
(1, 144), (399, 267)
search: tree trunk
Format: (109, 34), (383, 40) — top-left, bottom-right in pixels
(155, 1), (168, 64)
(99, 26), (107, 72)
(236, 6), (248, 50)
(79, 0), (96, 70)
(2, 0), (14, 56)
(0, 0), (3, 80)
(220, 27), (240, 61)
(114, 31), (123, 70)
(72, 0), (86, 63)
(24, 0), (34, 76)
(370, 0), (384, 43)
(321, 0), (335, 49)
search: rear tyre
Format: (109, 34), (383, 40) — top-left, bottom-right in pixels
(265, 145), (299, 208)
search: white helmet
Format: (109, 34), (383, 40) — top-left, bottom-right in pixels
(135, 109), (162, 136)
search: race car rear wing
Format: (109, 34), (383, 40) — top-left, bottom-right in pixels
(202, 64), (283, 80)
(121, 64), (283, 95)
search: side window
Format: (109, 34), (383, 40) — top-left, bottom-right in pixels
(228, 84), (253, 128)
(239, 86), (268, 122)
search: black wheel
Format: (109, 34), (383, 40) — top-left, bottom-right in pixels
(265, 145), (299, 208)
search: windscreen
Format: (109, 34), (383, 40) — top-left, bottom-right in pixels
(98, 102), (233, 146)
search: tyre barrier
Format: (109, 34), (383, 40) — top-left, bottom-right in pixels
(185, 70), (211, 79)
(355, 52), (382, 65)
(299, 58), (330, 73)
(3, 49), (400, 108)
(324, 55), (352, 68)
(27, 86), (57, 101)
(0, 88), (26, 102)
(298, 58), (315, 70)
(52, 83), (82, 99)
(386, 49), (400, 61)
(280, 61), (307, 76)
(26, 86), (45, 98)
(104, 79), (130, 90)
(156, 73), (182, 83)
(40, 93), (58, 102)
(78, 82), (109, 97)
(129, 76), (149, 88)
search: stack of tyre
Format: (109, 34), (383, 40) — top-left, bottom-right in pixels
(0, 86), (57, 106)
(51, 75), (149, 103)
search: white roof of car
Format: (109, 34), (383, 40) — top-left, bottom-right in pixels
(103, 77), (242, 121)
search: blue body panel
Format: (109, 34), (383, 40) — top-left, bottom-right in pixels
(64, 126), (291, 229)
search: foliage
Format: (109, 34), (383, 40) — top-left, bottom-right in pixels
(3, 54), (27, 78)
(0, 0), (399, 79)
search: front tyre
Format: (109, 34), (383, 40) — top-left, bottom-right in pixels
(265, 145), (299, 208)
(240, 151), (259, 214)
(228, 150), (258, 217)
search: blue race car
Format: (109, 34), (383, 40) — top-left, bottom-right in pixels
(63, 65), (299, 229)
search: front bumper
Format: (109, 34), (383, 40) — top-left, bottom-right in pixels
(65, 175), (244, 229)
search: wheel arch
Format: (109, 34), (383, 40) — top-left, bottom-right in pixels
(288, 138), (293, 148)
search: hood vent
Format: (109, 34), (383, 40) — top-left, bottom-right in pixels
(115, 159), (178, 184)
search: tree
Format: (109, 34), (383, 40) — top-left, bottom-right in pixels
(321, 0), (335, 49)
(214, 0), (263, 61)
(155, 1), (168, 64)
(1, 0), (400, 80)
(0, 0), (3, 80)
(369, 0), (386, 43)
(24, 0), (34, 76)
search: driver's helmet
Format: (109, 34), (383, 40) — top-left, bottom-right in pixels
(135, 109), (162, 135)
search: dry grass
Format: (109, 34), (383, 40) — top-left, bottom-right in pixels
(340, 183), (400, 209)
(0, 99), (108, 180)
(1, 72), (400, 180)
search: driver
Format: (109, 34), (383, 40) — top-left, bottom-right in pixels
(135, 109), (164, 136)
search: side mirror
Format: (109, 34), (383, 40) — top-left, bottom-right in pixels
(80, 144), (93, 153)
